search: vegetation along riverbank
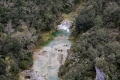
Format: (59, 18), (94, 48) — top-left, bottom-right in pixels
(0, 0), (79, 79)
(0, 0), (120, 80)
(58, 0), (120, 80)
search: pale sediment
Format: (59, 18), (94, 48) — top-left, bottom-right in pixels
(20, 20), (72, 80)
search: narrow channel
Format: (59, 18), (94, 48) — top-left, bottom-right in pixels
(20, 20), (72, 80)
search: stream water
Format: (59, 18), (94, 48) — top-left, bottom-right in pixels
(20, 20), (72, 80)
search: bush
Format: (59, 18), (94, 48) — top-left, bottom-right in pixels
(116, 34), (120, 42)
(0, 59), (6, 75)
(0, 23), (3, 32)
(93, 0), (104, 14)
(94, 15), (103, 28)
(75, 5), (95, 35)
(19, 60), (28, 69)
(60, 27), (120, 80)
(16, 26), (24, 32)
(103, 2), (120, 28)
(0, 75), (8, 80)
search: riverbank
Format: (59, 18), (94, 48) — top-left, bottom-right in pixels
(19, 19), (73, 80)
(19, 2), (82, 79)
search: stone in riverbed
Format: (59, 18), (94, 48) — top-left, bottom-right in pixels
(58, 49), (63, 52)
(22, 70), (45, 80)
(25, 76), (30, 79)
(57, 53), (63, 63)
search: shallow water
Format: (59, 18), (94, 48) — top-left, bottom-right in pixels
(20, 20), (72, 80)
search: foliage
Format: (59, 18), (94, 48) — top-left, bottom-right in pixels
(116, 34), (120, 42)
(59, 27), (120, 80)
(0, 35), (33, 79)
(103, 2), (120, 28)
(62, 1), (120, 76)
(59, 0), (120, 80)
(75, 4), (95, 36)
(0, 0), (78, 79)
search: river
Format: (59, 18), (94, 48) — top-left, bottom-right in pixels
(20, 20), (72, 80)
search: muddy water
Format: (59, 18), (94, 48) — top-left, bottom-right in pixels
(20, 20), (72, 80)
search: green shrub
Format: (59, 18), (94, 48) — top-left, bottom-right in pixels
(103, 2), (120, 28)
(16, 26), (24, 32)
(75, 5), (95, 35)
(116, 34), (120, 42)
(94, 15), (103, 28)
(19, 60), (28, 69)
(0, 75), (8, 80)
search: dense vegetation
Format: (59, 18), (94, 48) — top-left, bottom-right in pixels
(1, 0), (120, 80)
(0, 0), (79, 79)
(59, 0), (120, 80)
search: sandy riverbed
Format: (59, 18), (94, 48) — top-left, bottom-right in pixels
(20, 20), (72, 80)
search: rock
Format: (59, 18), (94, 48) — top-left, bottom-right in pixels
(25, 76), (30, 79)
(58, 49), (63, 52)
(95, 66), (107, 80)
(63, 44), (68, 46)
(22, 70), (45, 80)
(57, 53), (63, 63)
(55, 48), (57, 50)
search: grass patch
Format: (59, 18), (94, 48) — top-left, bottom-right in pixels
(38, 37), (53, 46)
(62, 13), (75, 21)
(36, 30), (59, 48)
(62, 4), (82, 21)
(68, 35), (75, 43)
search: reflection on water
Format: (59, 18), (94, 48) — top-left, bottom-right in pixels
(20, 20), (72, 80)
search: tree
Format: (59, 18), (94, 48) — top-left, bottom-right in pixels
(75, 5), (95, 35)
